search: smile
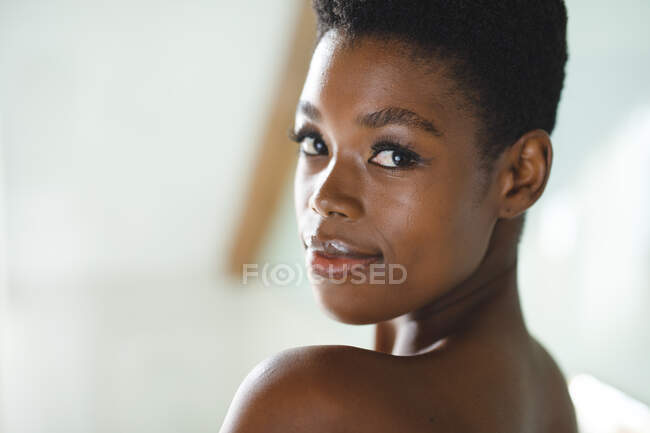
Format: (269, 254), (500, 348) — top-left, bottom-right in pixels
(304, 236), (384, 280)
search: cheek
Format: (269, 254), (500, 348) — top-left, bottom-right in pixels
(378, 177), (487, 301)
(293, 162), (312, 219)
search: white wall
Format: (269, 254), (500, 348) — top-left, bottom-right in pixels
(517, 0), (650, 404)
(1, 109), (9, 432)
(0, 1), (372, 432)
(0, 0), (648, 432)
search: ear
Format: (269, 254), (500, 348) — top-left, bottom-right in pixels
(495, 129), (553, 219)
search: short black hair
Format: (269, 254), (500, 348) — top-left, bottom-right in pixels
(311, 0), (568, 175)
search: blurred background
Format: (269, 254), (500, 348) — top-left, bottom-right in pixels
(0, 0), (648, 432)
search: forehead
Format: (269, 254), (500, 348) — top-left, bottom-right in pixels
(299, 31), (454, 123)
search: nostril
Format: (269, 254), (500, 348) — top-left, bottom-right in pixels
(309, 192), (362, 220)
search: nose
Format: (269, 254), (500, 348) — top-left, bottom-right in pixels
(308, 161), (364, 221)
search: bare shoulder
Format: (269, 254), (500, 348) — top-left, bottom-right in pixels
(218, 344), (432, 433)
(219, 340), (578, 433)
(527, 335), (579, 433)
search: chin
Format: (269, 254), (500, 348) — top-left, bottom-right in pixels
(310, 281), (398, 325)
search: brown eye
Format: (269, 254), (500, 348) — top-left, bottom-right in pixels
(288, 127), (329, 156)
(369, 141), (422, 169)
(300, 135), (328, 155)
(370, 149), (413, 168)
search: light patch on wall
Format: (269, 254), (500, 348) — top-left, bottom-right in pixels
(538, 189), (579, 262)
(10, 189), (94, 286)
(573, 106), (650, 324)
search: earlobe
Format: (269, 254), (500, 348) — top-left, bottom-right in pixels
(497, 129), (553, 219)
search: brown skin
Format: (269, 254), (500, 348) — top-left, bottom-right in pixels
(220, 30), (578, 432)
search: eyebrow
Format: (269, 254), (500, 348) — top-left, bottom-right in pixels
(296, 100), (443, 137)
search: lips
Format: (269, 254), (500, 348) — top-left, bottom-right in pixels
(303, 233), (384, 280)
(303, 234), (383, 258)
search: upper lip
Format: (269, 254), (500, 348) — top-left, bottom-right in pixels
(303, 233), (383, 258)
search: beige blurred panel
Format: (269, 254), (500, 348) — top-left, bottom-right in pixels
(227, 1), (316, 276)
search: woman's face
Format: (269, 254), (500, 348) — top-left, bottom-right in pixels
(293, 31), (500, 324)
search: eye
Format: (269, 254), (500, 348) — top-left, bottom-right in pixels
(369, 142), (421, 169)
(370, 149), (413, 168)
(288, 127), (328, 156)
(300, 135), (328, 156)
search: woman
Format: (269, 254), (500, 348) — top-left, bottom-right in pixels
(221, 1), (578, 431)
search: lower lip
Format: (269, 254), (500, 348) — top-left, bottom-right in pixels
(307, 250), (384, 280)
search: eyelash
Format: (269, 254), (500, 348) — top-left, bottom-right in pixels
(287, 126), (423, 170)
